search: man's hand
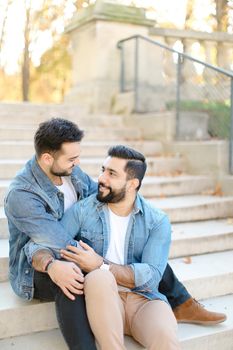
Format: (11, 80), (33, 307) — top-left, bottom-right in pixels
(60, 241), (103, 273)
(47, 260), (84, 301)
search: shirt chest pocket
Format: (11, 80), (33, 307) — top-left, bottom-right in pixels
(79, 229), (104, 254)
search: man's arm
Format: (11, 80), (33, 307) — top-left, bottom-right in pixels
(60, 241), (135, 289)
(31, 248), (85, 301)
(60, 214), (171, 291)
(5, 190), (82, 262)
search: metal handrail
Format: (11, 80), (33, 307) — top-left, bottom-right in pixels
(117, 34), (233, 174)
(117, 34), (233, 78)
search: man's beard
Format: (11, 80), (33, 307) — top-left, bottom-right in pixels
(51, 170), (71, 177)
(97, 182), (126, 203)
(50, 165), (73, 177)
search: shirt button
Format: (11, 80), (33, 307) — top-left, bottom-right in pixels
(25, 269), (29, 274)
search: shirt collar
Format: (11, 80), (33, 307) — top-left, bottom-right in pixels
(30, 155), (59, 196)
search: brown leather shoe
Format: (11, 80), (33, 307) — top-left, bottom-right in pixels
(173, 298), (227, 325)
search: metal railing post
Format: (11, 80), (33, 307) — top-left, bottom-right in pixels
(230, 78), (233, 174)
(176, 54), (182, 139)
(134, 36), (139, 112)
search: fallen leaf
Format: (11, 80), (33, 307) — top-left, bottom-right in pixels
(212, 184), (223, 197)
(182, 256), (192, 264)
(227, 218), (233, 225)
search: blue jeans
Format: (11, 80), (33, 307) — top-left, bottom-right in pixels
(159, 264), (191, 309)
(33, 271), (97, 350)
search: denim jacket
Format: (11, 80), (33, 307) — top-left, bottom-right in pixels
(4, 156), (97, 300)
(27, 193), (171, 303)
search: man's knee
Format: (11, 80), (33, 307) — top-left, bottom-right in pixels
(84, 269), (117, 294)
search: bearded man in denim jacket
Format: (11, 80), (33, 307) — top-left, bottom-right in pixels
(5, 119), (226, 350)
(31, 145), (181, 350)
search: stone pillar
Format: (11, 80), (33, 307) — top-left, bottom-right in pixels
(163, 37), (177, 81)
(182, 38), (196, 81)
(217, 42), (233, 71)
(64, 0), (155, 112)
(203, 40), (217, 83)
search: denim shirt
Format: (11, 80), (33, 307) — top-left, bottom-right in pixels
(4, 156), (97, 300)
(28, 194), (172, 303)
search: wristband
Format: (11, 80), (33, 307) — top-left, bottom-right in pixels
(99, 258), (110, 271)
(44, 257), (55, 272)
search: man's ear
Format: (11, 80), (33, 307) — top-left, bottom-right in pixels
(40, 152), (54, 166)
(128, 178), (139, 192)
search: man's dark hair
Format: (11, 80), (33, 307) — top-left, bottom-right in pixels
(108, 145), (147, 191)
(34, 118), (84, 157)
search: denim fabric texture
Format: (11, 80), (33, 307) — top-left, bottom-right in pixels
(28, 193), (172, 303)
(4, 156), (97, 300)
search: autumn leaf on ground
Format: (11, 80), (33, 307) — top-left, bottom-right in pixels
(201, 184), (223, 196)
(212, 184), (223, 196)
(182, 256), (192, 264)
(227, 218), (233, 225)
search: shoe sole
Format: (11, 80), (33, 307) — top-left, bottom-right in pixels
(177, 318), (227, 325)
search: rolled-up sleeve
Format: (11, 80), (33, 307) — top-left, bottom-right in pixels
(131, 215), (171, 292)
(5, 190), (81, 263)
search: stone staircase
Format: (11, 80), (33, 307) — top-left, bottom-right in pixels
(0, 102), (233, 350)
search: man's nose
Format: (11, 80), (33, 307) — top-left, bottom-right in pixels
(73, 158), (80, 166)
(98, 172), (107, 183)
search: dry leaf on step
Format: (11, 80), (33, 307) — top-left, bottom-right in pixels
(212, 184), (223, 196)
(227, 218), (233, 225)
(182, 256), (192, 264)
(201, 184), (223, 196)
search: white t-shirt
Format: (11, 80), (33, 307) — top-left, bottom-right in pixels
(105, 208), (131, 265)
(56, 176), (77, 212)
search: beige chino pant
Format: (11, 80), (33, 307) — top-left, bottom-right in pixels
(84, 269), (180, 350)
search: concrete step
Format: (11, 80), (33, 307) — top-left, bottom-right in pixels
(169, 250), (233, 300)
(0, 239), (8, 282)
(140, 176), (215, 198)
(0, 175), (214, 206)
(1, 194), (232, 239)
(0, 103), (125, 127)
(0, 207), (8, 239)
(0, 156), (186, 179)
(0, 124), (142, 141)
(0, 175), (215, 205)
(178, 294), (233, 350)
(0, 281), (57, 340)
(170, 219), (233, 258)
(0, 282), (232, 349)
(151, 195), (233, 223)
(0, 140), (163, 159)
(1, 239), (233, 301)
(2, 219), (233, 278)
(0, 174), (215, 205)
(0, 180), (9, 206)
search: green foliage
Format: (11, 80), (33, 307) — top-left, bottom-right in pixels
(30, 35), (72, 102)
(166, 100), (231, 139)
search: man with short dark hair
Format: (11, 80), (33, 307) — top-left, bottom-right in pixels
(27, 145), (181, 349)
(5, 118), (97, 350)
(5, 119), (226, 350)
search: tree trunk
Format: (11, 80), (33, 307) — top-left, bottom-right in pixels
(215, 0), (228, 31)
(22, 1), (31, 101)
(0, 0), (13, 54)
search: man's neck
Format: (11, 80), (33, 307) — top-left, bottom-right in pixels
(108, 196), (135, 217)
(37, 159), (62, 186)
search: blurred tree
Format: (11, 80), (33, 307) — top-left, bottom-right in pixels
(214, 0), (230, 31)
(22, 0), (32, 101)
(30, 35), (71, 102)
(0, 0), (12, 53)
(184, 0), (195, 30)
